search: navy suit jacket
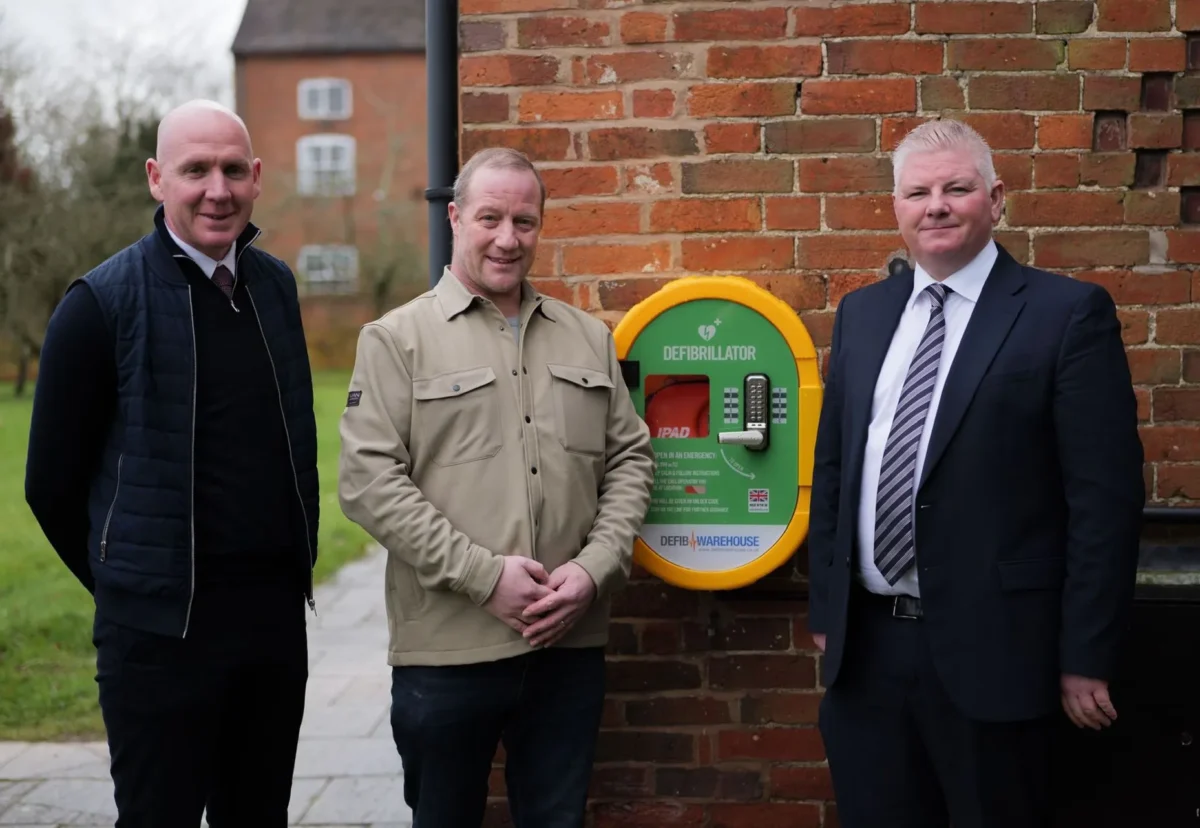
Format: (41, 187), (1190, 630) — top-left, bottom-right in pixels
(807, 245), (1145, 722)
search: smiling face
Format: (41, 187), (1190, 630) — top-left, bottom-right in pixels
(893, 147), (1004, 280)
(447, 164), (543, 311)
(146, 105), (261, 260)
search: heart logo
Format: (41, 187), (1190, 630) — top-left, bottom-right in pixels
(698, 324), (716, 341)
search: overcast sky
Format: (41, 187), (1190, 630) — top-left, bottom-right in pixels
(1, 0), (249, 102)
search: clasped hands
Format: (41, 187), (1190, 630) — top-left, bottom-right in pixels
(484, 556), (596, 649)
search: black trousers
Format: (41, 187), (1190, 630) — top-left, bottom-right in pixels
(390, 646), (607, 828)
(819, 586), (1053, 828)
(95, 580), (308, 828)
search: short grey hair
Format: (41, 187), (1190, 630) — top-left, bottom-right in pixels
(892, 119), (996, 195)
(453, 147), (547, 213)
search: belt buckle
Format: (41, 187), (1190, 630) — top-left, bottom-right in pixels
(891, 595), (922, 620)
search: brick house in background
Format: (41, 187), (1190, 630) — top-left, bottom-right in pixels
(462, 1), (1200, 825)
(232, 0), (429, 368)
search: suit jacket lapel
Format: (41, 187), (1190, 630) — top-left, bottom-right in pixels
(846, 272), (912, 487)
(919, 247), (1027, 488)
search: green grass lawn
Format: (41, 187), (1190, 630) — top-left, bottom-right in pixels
(0, 370), (370, 741)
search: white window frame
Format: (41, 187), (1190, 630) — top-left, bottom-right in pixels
(298, 78), (352, 120)
(297, 245), (359, 295)
(296, 134), (357, 196)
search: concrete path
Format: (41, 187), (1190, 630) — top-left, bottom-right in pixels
(0, 547), (412, 827)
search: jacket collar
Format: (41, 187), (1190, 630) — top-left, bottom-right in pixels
(434, 266), (553, 323)
(143, 204), (262, 286)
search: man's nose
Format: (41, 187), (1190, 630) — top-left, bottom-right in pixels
(925, 190), (949, 215)
(494, 221), (519, 248)
(206, 173), (232, 201)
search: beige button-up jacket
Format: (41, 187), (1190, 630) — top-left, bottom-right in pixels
(339, 268), (655, 665)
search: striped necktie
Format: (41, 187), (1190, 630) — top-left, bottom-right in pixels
(874, 282), (951, 585)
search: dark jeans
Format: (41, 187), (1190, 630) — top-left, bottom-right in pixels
(95, 580), (308, 828)
(819, 586), (1052, 828)
(390, 646), (607, 828)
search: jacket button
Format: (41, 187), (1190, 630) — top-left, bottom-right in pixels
(525, 416), (531, 423)
(512, 369), (518, 376)
(531, 467), (538, 474)
(582, 377), (589, 384)
(452, 384), (460, 392)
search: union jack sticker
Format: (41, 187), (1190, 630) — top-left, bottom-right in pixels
(748, 488), (769, 513)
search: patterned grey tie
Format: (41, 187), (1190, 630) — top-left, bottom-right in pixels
(874, 283), (951, 585)
(212, 264), (235, 300)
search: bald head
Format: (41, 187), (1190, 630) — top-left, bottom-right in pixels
(147, 98), (262, 261)
(155, 99), (252, 162)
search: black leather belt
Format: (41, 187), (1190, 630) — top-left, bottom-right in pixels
(856, 585), (923, 619)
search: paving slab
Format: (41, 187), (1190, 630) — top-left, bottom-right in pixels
(0, 747), (28, 773)
(0, 781), (37, 809)
(305, 676), (356, 708)
(19, 780), (115, 819)
(287, 778), (329, 824)
(307, 627), (389, 650)
(299, 777), (411, 825)
(299, 704), (388, 739)
(293, 738), (402, 779)
(0, 745), (108, 781)
(0, 801), (111, 825)
(337, 675), (391, 705)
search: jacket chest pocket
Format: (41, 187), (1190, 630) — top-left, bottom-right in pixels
(412, 366), (502, 466)
(547, 363), (614, 456)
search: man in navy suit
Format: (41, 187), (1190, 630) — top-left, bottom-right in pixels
(807, 119), (1144, 827)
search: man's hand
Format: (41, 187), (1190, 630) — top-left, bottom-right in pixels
(811, 633), (827, 653)
(520, 562), (597, 648)
(1061, 674), (1117, 730)
(483, 556), (552, 635)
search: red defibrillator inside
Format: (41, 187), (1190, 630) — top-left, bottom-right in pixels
(644, 375), (710, 440)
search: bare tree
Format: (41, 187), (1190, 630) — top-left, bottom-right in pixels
(0, 21), (225, 393)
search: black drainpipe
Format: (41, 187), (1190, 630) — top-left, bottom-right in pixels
(425, 0), (459, 288)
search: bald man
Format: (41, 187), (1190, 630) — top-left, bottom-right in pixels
(25, 99), (319, 827)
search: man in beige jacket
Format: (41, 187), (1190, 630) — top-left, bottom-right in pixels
(338, 147), (655, 827)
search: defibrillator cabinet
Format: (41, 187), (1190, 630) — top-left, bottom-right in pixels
(614, 276), (822, 590)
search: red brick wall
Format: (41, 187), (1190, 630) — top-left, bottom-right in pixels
(236, 52), (431, 368)
(462, 1), (1200, 825)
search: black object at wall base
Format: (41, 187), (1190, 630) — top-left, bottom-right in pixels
(1052, 587), (1200, 826)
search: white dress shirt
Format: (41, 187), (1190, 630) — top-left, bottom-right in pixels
(165, 223), (237, 281)
(856, 240), (998, 597)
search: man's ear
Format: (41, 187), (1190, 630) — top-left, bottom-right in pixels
(447, 201), (460, 237)
(146, 159), (164, 202)
(990, 179), (1006, 224)
(251, 158), (263, 200)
